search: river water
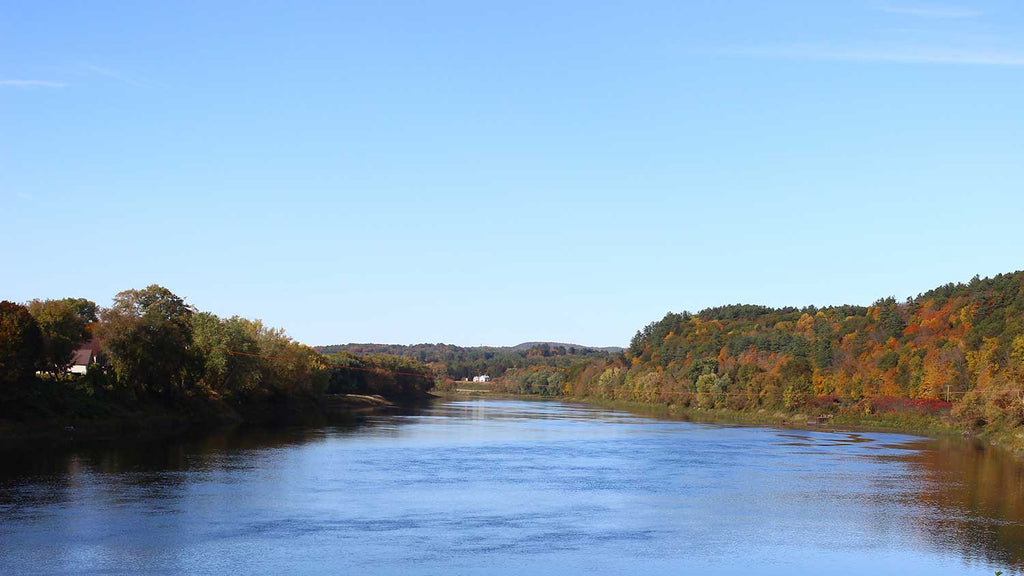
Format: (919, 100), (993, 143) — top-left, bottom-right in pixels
(1, 399), (1023, 575)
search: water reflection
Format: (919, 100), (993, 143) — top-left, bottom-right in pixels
(905, 436), (1024, 568)
(0, 399), (1022, 575)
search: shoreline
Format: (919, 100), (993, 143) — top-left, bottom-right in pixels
(562, 396), (963, 436)
(583, 396), (1022, 458)
(437, 391), (1014, 452)
(0, 393), (430, 451)
(6, 390), (1018, 459)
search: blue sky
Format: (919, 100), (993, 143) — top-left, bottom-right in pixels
(2, 1), (1023, 347)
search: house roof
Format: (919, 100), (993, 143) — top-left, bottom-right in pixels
(71, 339), (97, 367)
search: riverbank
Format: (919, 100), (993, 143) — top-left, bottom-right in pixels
(567, 396), (959, 432)
(0, 392), (430, 450)
(435, 390), (1017, 452)
(568, 396), (1024, 457)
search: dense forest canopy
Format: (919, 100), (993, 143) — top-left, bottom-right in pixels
(545, 271), (1024, 431)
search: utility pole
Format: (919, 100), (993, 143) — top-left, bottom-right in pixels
(946, 385), (950, 402)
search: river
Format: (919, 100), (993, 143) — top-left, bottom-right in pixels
(1, 399), (1023, 575)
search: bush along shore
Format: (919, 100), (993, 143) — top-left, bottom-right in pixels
(0, 286), (435, 445)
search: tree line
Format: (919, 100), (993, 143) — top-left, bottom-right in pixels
(317, 341), (616, 382)
(506, 271), (1024, 434)
(0, 285), (433, 426)
(9, 271), (1024, 437)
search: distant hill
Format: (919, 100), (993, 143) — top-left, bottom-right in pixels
(512, 342), (625, 353)
(314, 341), (619, 380)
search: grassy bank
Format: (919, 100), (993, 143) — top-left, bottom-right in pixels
(410, 387), (1024, 457)
(569, 395), (1024, 457)
(435, 390), (954, 433)
(597, 396), (1024, 463)
(561, 396), (959, 435)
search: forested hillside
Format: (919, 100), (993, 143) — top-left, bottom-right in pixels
(545, 271), (1024, 436)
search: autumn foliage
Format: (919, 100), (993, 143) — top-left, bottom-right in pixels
(560, 272), (1024, 431)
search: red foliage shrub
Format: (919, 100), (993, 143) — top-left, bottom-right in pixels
(803, 395), (841, 411)
(864, 396), (952, 416)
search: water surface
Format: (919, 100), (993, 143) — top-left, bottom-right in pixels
(1, 399), (1023, 575)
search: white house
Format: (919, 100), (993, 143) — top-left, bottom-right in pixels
(472, 375), (491, 383)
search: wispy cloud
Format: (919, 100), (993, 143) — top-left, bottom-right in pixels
(84, 64), (142, 87)
(719, 3), (1024, 66)
(716, 44), (1024, 66)
(0, 79), (68, 88)
(83, 64), (163, 88)
(873, 5), (983, 18)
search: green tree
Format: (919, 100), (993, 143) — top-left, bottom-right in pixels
(780, 356), (813, 409)
(97, 285), (194, 398)
(695, 373), (719, 409)
(0, 301), (44, 386)
(190, 313), (267, 399)
(875, 297), (906, 339)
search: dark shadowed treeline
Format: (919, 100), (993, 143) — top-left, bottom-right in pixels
(327, 351), (434, 400)
(0, 286), (433, 431)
